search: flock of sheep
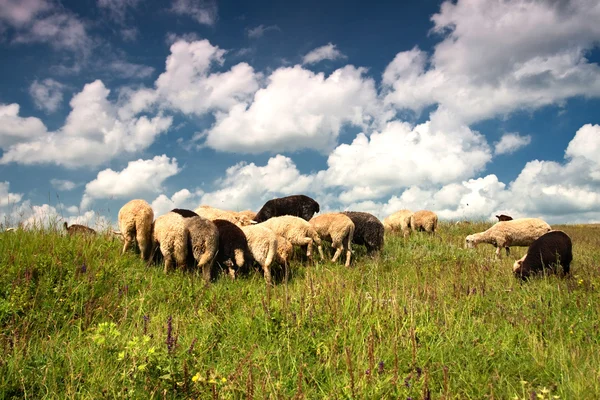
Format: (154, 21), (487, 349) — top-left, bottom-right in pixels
(62, 194), (573, 284)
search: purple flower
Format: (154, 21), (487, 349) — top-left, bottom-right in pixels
(378, 360), (384, 374)
(80, 263), (87, 273)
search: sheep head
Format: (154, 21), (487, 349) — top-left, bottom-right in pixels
(464, 234), (478, 249)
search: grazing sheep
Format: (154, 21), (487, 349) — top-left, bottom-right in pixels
(194, 205), (254, 227)
(63, 221), (96, 236)
(310, 213), (355, 267)
(383, 209), (413, 238)
(258, 215), (324, 261)
(254, 195), (320, 223)
(117, 199), (154, 260)
(496, 214), (513, 222)
(153, 210), (218, 282)
(213, 219), (251, 280)
(465, 217), (552, 258)
(410, 210), (438, 234)
(241, 224), (278, 285)
(275, 235), (294, 267)
(234, 210), (257, 222)
(513, 230), (573, 280)
(341, 211), (384, 255)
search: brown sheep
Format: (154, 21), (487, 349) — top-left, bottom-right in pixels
(63, 221), (96, 236)
(410, 210), (438, 234)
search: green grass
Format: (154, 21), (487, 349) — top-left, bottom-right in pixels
(1, 222), (599, 399)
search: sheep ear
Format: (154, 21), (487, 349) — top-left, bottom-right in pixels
(250, 220), (258, 224)
(113, 230), (121, 235)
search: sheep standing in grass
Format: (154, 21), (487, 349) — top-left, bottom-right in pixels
(310, 213), (355, 267)
(241, 224), (278, 284)
(513, 230), (573, 280)
(383, 209), (413, 238)
(64, 222), (96, 236)
(275, 235), (293, 268)
(254, 195), (320, 223)
(341, 211), (384, 255)
(465, 217), (551, 258)
(410, 210), (438, 234)
(213, 219), (251, 280)
(153, 209), (218, 282)
(258, 215), (324, 261)
(117, 199), (154, 260)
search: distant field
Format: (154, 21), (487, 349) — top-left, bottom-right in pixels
(1, 222), (599, 399)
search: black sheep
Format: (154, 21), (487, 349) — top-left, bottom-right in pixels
(171, 208), (199, 218)
(341, 211), (384, 255)
(213, 219), (251, 279)
(513, 230), (573, 279)
(254, 194), (320, 223)
(496, 214), (513, 222)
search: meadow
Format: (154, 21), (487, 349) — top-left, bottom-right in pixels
(1, 221), (599, 399)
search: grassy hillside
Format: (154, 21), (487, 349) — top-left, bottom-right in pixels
(1, 222), (599, 399)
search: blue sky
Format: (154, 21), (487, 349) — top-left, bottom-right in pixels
(1, 0), (600, 229)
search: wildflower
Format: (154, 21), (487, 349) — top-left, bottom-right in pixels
(365, 369), (371, 376)
(378, 360), (384, 374)
(221, 377), (227, 383)
(80, 263), (87, 273)
(192, 372), (201, 383)
(541, 388), (550, 394)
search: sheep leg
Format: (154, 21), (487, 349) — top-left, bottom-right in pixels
(297, 237), (313, 259)
(505, 247), (510, 257)
(228, 267), (236, 280)
(262, 263), (272, 286)
(343, 235), (352, 267)
(495, 246), (502, 259)
(136, 229), (149, 260)
(121, 234), (132, 255)
(331, 239), (343, 263)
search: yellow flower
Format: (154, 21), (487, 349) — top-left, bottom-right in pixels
(191, 373), (201, 383)
(221, 377), (227, 383)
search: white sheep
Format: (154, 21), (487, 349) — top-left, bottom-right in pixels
(465, 217), (552, 258)
(240, 224), (278, 285)
(310, 213), (355, 267)
(383, 209), (413, 238)
(153, 210), (219, 282)
(410, 210), (438, 234)
(258, 215), (324, 261)
(117, 199), (154, 260)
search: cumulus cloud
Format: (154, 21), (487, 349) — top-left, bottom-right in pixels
(0, 103), (48, 147)
(50, 179), (77, 191)
(170, 0), (217, 26)
(346, 124), (600, 224)
(81, 155), (180, 209)
(1, 80), (173, 168)
(382, 0), (600, 124)
(302, 43), (346, 65)
(0, 0), (51, 27)
(151, 188), (204, 217)
(203, 65), (380, 153)
(199, 155), (315, 211)
(29, 78), (65, 113)
(494, 133), (532, 155)
(0, 181), (23, 207)
(320, 108), (492, 203)
(246, 24), (280, 39)
(154, 39), (260, 115)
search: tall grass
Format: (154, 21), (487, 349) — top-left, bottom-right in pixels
(1, 222), (599, 399)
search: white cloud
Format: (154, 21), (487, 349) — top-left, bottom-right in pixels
(1, 80), (173, 168)
(155, 39), (260, 115)
(170, 0), (217, 26)
(0, 103), (48, 147)
(29, 78), (65, 113)
(151, 188), (204, 217)
(203, 65), (380, 153)
(0, 0), (51, 27)
(494, 133), (532, 155)
(382, 0), (600, 124)
(320, 108), (492, 203)
(81, 155), (180, 209)
(302, 43), (346, 65)
(246, 24), (280, 39)
(0, 181), (23, 207)
(199, 155), (315, 211)
(108, 60), (154, 79)
(50, 179), (77, 191)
